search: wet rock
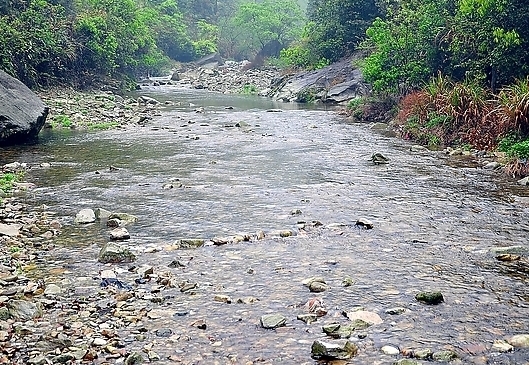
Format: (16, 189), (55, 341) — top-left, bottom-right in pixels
(279, 230), (294, 237)
(385, 307), (407, 315)
(311, 339), (358, 360)
(168, 259), (186, 268)
(343, 310), (383, 325)
(518, 176), (529, 186)
(342, 277), (354, 287)
(8, 299), (42, 320)
(0, 223), (21, 237)
(137, 265), (154, 278)
(490, 246), (529, 256)
(290, 209), (302, 215)
(309, 281), (329, 293)
(28, 356), (48, 365)
(355, 218), (373, 229)
(138, 95), (159, 105)
(413, 348), (433, 360)
(98, 242), (136, 263)
(256, 230), (266, 240)
(381, 345), (400, 355)
(109, 227), (130, 240)
(322, 323), (358, 339)
(236, 296), (259, 304)
(43, 284), (62, 296)
(148, 351), (160, 361)
(260, 314), (287, 329)
(432, 350), (458, 361)
(305, 297), (327, 317)
(74, 208), (96, 224)
(394, 360), (422, 365)
(483, 161), (501, 170)
(190, 319), (207, 329)
(107, 218), (121, 227)
(371, 152), (389, 164)
(177, 238), (205, 248)
(94, 207), (112, 219)
(495, 254), (521, 261)
(415, 291), (444, 305)
(297, 314), (318, 324)
(108, 212), (138, 224)
(410, 145), (428, 152)
(214, 294), (232, 304)
(508, 334), (529, 348)
(180, 282), (197, 293)
(125, 351), (144, 365)
(155, 328), (173, 337)
(492, 339), (513, 352)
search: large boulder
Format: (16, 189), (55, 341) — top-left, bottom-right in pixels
(0, 70), (48, 145)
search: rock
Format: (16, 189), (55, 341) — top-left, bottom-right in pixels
(109, 227), (130, 240)
(371, 152), (390, 164)
(495, 254), (520, 261)
(107, 218), (121, 227)
(322, 323), (359, 339)
(108, 212), (138, 224)
(432, 350), (457, 362)
(518, 176), (529, 186)
(43, 284), (62, 296)
(492, 339), (513, 352)
(385, 307), (407, 315)
(236, 296), (259, 304)
(415, 291), (444, 305)
(290, 209), (302, 215)
(343, 310), (383, 325)
(302, 277), (326, 287)
(190, 319), (207, 329)
(0, 223), (21, 237)
(394, 360), (422, 365)
(410, 145), (429, 152)
(214, 294), (232, 304)
(490, 246), (529, 256)
(483, 161), (501, 170)
(94, 208), (112, 219)
(381, 345), (400, 355)
(260, 314), (287, 329)
(7, 299), (42, 320)
(279, 230), (294, 237)
(98, 242), (136, 263)
(311, 339), (358, 360)
(297, 314), (318, 324)
(148, 351), (160, 361)
(413, 348), (433, 360)
(155, 328), (173, 337)
(342, 277), (354, 287)
(0, 69), (49, 145)
(74, 208), (96, 224)
(355, 218), (373, 229)
(124, 351), (144, 365)
(177, 238), (205, 248)
(137, 265), (154, 278)
(171, 72), (180, 81)
(309, 281), (329, 293)
(508, 334), (529, 348)
(92, 338), (107, 346)
(137, 95), (159, 105)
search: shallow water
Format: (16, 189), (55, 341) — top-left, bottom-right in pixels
(3, 86), (529, 364)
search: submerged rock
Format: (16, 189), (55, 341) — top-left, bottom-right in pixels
(508, 334), (529, 348)
(108, 212), (138, 224)
(260, 314), (287, 329)
(109, 227), (130, 240)
(74, 209), (96, 224)
(8, 299), (42, 320)
(98, 242), (136, 263)
(311, 339), (358, 360)
(415, 291), (444, 305)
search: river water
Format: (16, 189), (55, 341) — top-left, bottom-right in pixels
(3, 87), (529, 364)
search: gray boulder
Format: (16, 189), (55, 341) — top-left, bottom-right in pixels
(0, 70), (49, 145)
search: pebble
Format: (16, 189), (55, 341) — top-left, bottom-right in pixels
(381, 345), (400, 355)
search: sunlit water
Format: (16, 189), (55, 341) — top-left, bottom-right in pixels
(2, 87), (529, 364)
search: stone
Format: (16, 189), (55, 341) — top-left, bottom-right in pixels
(518, 176), (529, 186)
(432, 350), (458, 361)
(125, 351), (144, 365)
(297, 314), (318, 324)
(214, 294), (232, 304)
(0, 223), (22, 237)
(7, 299), (42, 320)
(342, 277), (354, 287)
(394, 360), (422, 365)
(371, 152), (390, 164)
(92, 338), (107, 346)
(381, 345), (400, 355)
(385, 307), (407, 315)
(74, 209), (96, 224)
(260, 314), (287, 329)
(413, 348), (433, 360)
(309, 281), (329, 293)
(98, 242), (136, 263)
(107, 218), (121, 227)
(508, 334), (529, 348)
(109, 227), (130, 240)
(355, 218), (374, 229)
(0, 69), (49, 145)
(137, 265), (154, 278)
(483, 161), (501, 170)
(343, 310), (383, 325)
(108, 212), (138, 224)
(279, 230), (293, 237)
(155, 328), (173, 337)
(290, 209), (302, 215)
(410, 145), (428, 152)
(236, 296), (259, 304)
(415, 291), (444, 305)
(490, 246), (529, 256)
(322, 323), (358, 339)
(43, 284), (62, 296)
(177, 238), (205, 248)
(311, 339), (358, 360)
(94, 208), (112, 219)
(492, 339), (513, 352)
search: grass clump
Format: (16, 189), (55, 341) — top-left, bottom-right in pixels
(52, 114), (73, 128)
(240, 84), (258, 95)
(0, 172), (24, 198)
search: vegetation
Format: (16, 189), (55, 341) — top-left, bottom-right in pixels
(0, 172), (24, 197)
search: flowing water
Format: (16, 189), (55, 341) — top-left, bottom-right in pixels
(3, 87), (529, 364)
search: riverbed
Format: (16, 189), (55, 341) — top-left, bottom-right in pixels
(2, 86), (529, 364)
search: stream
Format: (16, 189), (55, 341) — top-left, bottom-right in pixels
(3, 86), (529, 364)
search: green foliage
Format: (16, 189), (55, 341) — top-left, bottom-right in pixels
(191, 20), (219, 57)
(279, 42), (329, 69)
(240, 84), (258, 95)
(53, 115), (73, 128)
(0, 172), (23, 195)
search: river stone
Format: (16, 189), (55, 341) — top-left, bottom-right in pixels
(492, 339), (514, 352)
(394, 360), (422, 365)
(490, 246), (529, 256)
(74, 209), (96, 224)
(415, 291), (444, 304)
(311, 339), (358, 360)
(517, 176), (529, 185)
(108, 212), (138, 224)
(371, 152), (390, 164)
(124, 351), (144, 365)
(110, 227), (130, 240)
(52, 353), (75, 363)
(385, 307), (407, 315)
(43, 284), (62, 296)
(0, 307), (10, 320)
(279, 230), (293, 237)
(414, 348), (433, 359)
(381, 345), (400, 355)
(302, 277), (326, 287)
(98, 242), (136, 263)
(214, 294), (232, 304)
(508, 334), (529, 348)
(0, 69), (49, 145)
(94, 208), (112, 219)
(355, 218), (374, 229)
(297, 314), (318, 324)
(260, 314), (287, 329)
(309, 281), (329, 293)
(343, 310), (383, 325)
(8, 299), (42, 320)
(177, 239), (205, 248)
(0, 223), (22, 237)
(432, 350), (458, 361)
(322, 323), (357, 339)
